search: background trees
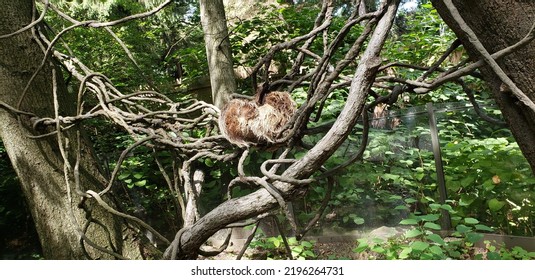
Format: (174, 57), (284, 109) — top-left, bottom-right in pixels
(0, 0), (533, 259)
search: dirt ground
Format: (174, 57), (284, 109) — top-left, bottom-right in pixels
(200, 236), (366, 260)
(200, 226), (405, 260)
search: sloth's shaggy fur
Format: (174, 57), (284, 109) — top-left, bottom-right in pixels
(219, 91), (297, 146)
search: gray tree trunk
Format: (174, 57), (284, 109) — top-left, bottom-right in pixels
(200, 0), (237, 109)
(432, 0), (535, 173)
(0, 0), (141, 259)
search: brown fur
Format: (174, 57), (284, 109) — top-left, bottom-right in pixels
(219, 91), (297, 146)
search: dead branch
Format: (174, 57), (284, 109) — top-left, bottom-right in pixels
(296, 172), (336, 240)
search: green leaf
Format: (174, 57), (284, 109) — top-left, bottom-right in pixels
(205, 158), (215, 167)
(475, 224), (494, 232)
(287, 237), (297, 245)
(447, 181), (461, 192)
(426, 234), (445, 245)
(429, 203), (441, 211)
(449, 250), (461, 259)
(487, 252), (501, 260)
(405, 229), (423, 238)
(420, 214), (440, 222)
(381, 174), (400, 182)
(419, 252), (434, 260)
(399, 247), (412, 259)
(414, 172), (425, 181)
(466, 232), (484, 244)
(459, 194), (476, 206)
(353, 239), (369, 253)
(210, 170), (221, 178)
(371, 246), (386, 254)
(303, 250), (316, 257)
(464, 217), (479, 224)
(411, 241), (429, 251)
(460, 176), (474, 187)
(395, 205), (410, 210)
(483, 179), (495, 191)
(428, 245), (444, 257)
(134, 180), (147, 187)
(353, 217), (365, 225)
(400, 218), (418, 225)
(423, 222), (441, 230)
(456, 224), (472, 234)
(440, 204), (454, 212)
(488, 198), (506, 212)
(118, 173), (130, 180)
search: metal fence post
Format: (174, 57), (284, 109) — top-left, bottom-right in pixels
(427, 103), (452, 230)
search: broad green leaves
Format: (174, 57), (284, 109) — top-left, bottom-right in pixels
(350, 202), (531, 260)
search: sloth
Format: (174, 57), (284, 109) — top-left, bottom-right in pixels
(219, 90), (297, 147)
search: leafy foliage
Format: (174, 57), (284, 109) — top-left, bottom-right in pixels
(250, 232), (317, 260)
(354, 201), (535, 260)
(302, 101), (534, 235)
(45, 0), (204, 94)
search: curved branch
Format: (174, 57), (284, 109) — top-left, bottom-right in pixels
(86, 190), (171, 245)
(296, 173), (336, 240)
(456, 80), (507, 126)
(100, 136), (156, 195)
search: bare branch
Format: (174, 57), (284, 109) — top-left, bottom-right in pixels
(86, 190), (171, 245)
(456, 80), (507, 126)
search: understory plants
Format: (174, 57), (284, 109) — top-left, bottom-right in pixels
(353, 202), (535, 260)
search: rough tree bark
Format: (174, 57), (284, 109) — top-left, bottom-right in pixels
(200, 0), (237, 109)
(432, 0), (535, 173)
(0, 0), (141, 259)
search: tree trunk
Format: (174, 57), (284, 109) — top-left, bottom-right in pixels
(432, 0), (535, 173)
(0, 0), (141, 259)
(200, 0), (237, 109)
